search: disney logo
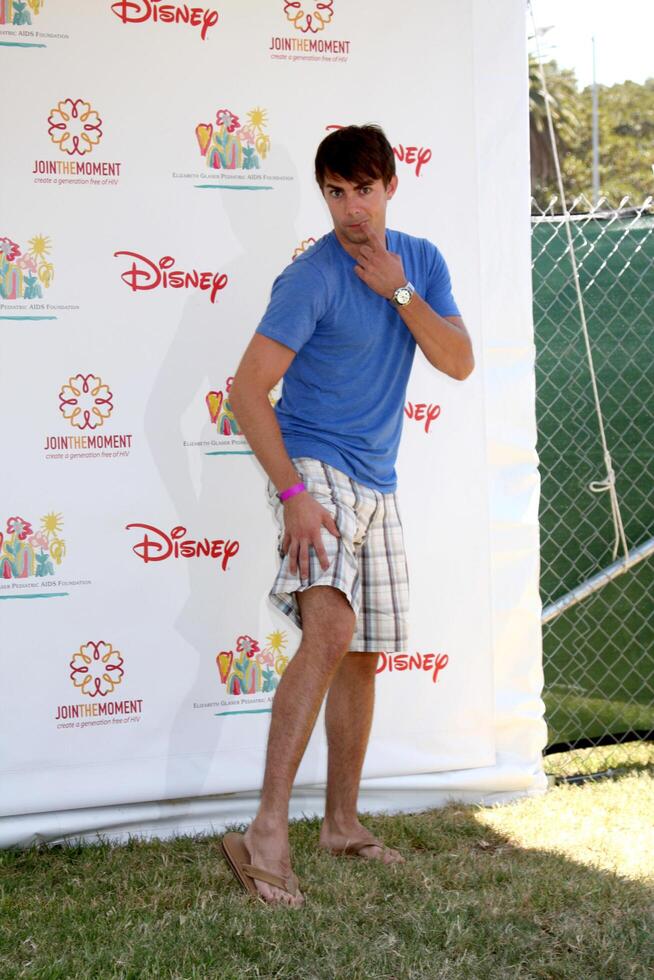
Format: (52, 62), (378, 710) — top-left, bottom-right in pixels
(404, 402), (441, 434)
(110, 1), (219, 42)
(114, 251), (228, 304)
(125, 523), (239, 571)
(377, 651), (449, 684)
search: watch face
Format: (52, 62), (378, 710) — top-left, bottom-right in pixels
(395, 287), (412, 305)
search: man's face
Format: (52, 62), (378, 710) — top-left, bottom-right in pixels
(321, 171), (398, 251)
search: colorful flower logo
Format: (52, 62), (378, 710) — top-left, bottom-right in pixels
(215, 109), (240, 133)
(0, 511), (66, 579)
(195, 106), (270, 171)
(236, 634), (260, 658)
(206, 376), (279, 436)
(0, 233), (54, 301)
(0, 0), (44, 27)
(58, 374), (114, 430)
(69, 641), (124, 698)
(284, 0), (334, 33)
(0, 237), (20, 262)
(6, 517), (32, 541)
(206, 376), (242, 436)
(48, 99), (103, 157)
(217, 630), (289, 696)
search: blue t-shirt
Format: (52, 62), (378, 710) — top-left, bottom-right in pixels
(256, 229), (460, 492)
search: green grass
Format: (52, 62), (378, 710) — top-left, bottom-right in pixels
(545, 684), (654, 743)
(2, 775), (654, 979)
(533, 217), (654, 750)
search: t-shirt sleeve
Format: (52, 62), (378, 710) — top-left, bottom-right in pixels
(256, 259), (328, 354)
(424, 242), (461, 317)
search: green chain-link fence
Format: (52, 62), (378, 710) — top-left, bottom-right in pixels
(532, 197), (654, 778)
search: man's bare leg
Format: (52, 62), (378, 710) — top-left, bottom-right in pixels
(242, 586), (355, 907)
(319, 652), (405, 863)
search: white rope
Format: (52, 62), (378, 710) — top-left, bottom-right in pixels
(528, 0), (629, 561)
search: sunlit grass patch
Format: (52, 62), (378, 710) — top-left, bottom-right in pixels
(477, 769), (654, 883)
(544, 739), (654, 777)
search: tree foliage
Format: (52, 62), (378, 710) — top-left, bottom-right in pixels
(529, 56), (654, 211)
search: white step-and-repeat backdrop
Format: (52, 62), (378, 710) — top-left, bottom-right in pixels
(0, 0), (546, 846)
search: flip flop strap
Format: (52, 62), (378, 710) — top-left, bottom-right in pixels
(242, 862), (299, 896)
(339, 838), (384, 855)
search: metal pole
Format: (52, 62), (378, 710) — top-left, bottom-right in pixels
(541, 536), (654, 625)
(592, 35), (600, 205)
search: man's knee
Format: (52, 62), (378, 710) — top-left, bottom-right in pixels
(297, 586), (355, 667)
(319, 621), (355, 665)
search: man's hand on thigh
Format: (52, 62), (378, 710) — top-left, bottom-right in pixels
(282, 492), (340, 578)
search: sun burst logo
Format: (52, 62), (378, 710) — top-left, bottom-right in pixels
(284, 0), (333, 33)
(58, 374), (114, 431)
(47, 99), (103, 157)
(195, 106), (270, 171)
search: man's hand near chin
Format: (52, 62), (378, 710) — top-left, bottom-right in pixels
(353, 221), (406, 299)
(352, 221), (474, 380)
(282, 491), (340, 579)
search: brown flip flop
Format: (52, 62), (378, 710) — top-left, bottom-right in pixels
(221, 832), (301, 902)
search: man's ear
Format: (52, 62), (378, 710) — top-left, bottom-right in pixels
(386, 175), (398, 200)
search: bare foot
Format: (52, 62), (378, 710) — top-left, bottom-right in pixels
(319, 819), (405, 864)
(242, 822), (305, 908)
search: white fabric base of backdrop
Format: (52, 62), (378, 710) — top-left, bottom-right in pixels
(2, 764), (547, 850)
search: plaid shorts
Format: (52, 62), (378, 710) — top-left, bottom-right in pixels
(266, 457), (410, 653)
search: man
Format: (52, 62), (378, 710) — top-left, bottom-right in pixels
(223, 125), (474, 908)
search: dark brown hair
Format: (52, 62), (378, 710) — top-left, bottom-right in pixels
(315, 124), (395, 189)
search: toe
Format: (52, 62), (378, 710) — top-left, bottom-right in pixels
(280, 887), (304, 908)
(357, 843), (405, 863)
(253, 880), (276, 904)
(253, 879), (304, 907)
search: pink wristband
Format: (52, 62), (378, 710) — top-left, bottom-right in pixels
(277, 481), (306, 502)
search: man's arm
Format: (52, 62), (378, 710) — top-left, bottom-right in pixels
(354, 223), (474, 381)
(395, 304), (474, 381)
(229, 334), (339, 578)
